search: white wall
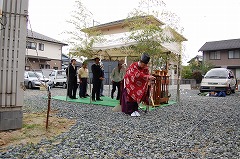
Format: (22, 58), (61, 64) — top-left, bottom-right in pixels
(162, 41), (182, 55)
(236, 69), (240, 80)
(26, 39), (62, 60)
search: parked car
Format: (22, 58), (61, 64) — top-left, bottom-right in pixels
(199, 68), (236, 95)
(24, 71), (53, 89)
(49, 70), (67, 88)
(34, 69), (55, 78)
(49, 70), (80, 89)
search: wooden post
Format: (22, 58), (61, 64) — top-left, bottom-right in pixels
(108, 64), (111, 97)
(46, 90), (51, 129)
(176, 55), (181, 102)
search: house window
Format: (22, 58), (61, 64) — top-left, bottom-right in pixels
(25, 66), (30, 71)
(39, 43), (44, 51)
(229, 50), (240, 59)
(40, 64), (50, 69)
(40, 64), (45, 69)
(45, 65), (50, 69)
(209, 51), (220, 60)
(26, 41), (36, 50)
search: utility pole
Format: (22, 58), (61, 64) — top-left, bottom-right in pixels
(0, 0), (29, 131)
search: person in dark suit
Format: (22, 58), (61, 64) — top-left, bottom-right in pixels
(91, 57), (104, 101)
(100, 62), (105, 97)
(66, 59), (78, 99)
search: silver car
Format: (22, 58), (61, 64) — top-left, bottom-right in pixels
(24, 71), (53, 89)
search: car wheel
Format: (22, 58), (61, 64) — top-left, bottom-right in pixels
(226, 87), (231, 95)
(28, 82), (33, 89)
(63, 83), (67, 89)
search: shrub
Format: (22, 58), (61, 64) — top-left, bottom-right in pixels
(192, 71), (202, 84)
(181, 66), (193, 79)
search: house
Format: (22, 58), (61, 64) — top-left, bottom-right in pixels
(25, 30), (68, 70)
(81, 15), (187, 84)
(199, 39), (240, 79)
(187, 55), (203, 64)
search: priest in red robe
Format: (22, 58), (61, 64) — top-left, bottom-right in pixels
(121, 53), (155, 117)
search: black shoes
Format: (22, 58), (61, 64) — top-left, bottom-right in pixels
(70, 97), (77, 99)
(96, 99), (103, 101)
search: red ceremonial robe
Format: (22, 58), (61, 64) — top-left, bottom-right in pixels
(121, 62), (150, 114)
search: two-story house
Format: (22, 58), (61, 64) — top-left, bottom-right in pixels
(82, 15), (187, 84)
(25, 30), (68, 70)
(199, 39), (240, 79)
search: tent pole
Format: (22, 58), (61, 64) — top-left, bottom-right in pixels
(108, 63), (111, 97)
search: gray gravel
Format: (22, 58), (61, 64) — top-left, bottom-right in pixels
(1, 85), (240, 159)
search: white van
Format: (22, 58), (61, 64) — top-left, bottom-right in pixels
(200, 68), (236, 95)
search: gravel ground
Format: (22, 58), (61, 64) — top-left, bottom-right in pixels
(1, 85), (240, 159)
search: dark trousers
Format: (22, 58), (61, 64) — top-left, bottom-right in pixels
(100, 80), (104, 95)
(126, 102), (138, 114)
(111, 81), (121, 100)
(121, 88), (138, 114)
(67, 82), (78, 98)
(92, 79), (101, 100)
(79, 78), (87, 97)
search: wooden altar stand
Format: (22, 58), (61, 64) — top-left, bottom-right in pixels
(150, 70), (170, 106)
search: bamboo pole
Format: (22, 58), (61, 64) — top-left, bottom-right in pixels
(176, 55), (181, 102)
(46, 89), (51, 129)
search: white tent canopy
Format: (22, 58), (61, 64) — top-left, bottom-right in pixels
(92, 28), (182, 55)
(92, 32), (137, 50)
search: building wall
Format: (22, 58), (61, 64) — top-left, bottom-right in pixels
(204, 50), (240, 67)
(25, 58), (61, 70)
(25, 37), (63, 70)
(48, 59), (62, 70)
(26, 39), (62, 60)
(97, 25), (129, 35)
(162, 41), (182, 55)
(0, 0), (28, 130)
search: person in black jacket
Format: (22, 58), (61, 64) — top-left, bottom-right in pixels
(91, 57), (104, 101)
(66, 59), (78, 99)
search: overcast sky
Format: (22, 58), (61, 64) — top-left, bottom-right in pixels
(28, 0), (240, 64)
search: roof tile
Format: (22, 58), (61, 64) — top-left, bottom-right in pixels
(199, 39), (240, 51)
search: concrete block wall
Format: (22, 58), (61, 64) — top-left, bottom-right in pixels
(0, 0), (28, 130)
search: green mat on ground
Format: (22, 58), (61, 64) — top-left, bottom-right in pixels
(51, 96), (176, 110)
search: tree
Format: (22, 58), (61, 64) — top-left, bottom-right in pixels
(181, 65), (193, 79)
(189, 60), (214, 75)
(123, 0), (184, 71)
(64, 0), (104, 59)
(123, 0), (185, 102)
(199, 61), (215, 75)
(192, 71), (202, 84)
